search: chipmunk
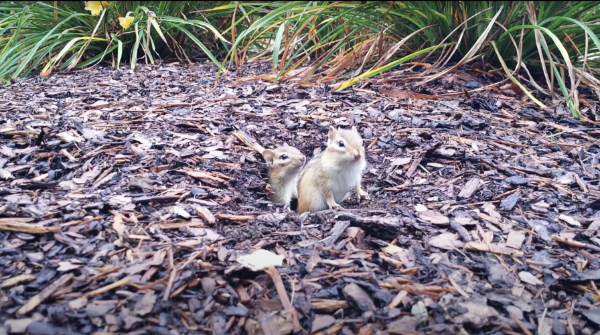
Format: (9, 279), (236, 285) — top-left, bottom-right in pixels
(296, 126), (369, 214)
(262, 144), (306, 207)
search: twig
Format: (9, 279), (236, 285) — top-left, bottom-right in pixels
(17, 273), (74, 316)
(84, 276), (130, 299)
(265, 266), (302, 333)
(0, 221), (58, 234)
(551, 235), (600, 252)
(567, 301), (575, 335)
(512, 315), (534, 335)
(447, 274), (470, 299)
(217, 214), (256, 221)
(164, 247), (177, 301)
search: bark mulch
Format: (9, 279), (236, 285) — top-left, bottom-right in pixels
(1, 62), (600, 335)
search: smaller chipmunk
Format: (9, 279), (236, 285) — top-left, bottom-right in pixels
(296, 126), (369, 214)
(262, 144), (306, 207)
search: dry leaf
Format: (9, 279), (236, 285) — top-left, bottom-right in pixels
(113, 212), (125, 236)
(382, 244), (404, 255)
(188, 228), (222, 242)
(56, 131), (85, 143)
(0, 145), (15, 157)
(418, 210), (449, 224)
(57, 261), (83, 272)
(506, 230), (525, 250)
(558, 214), (581, 227)
(237, 249), (284, 271)
(172, 206), (191, 219)
(518, 271), (543, 285)
(109, 195), (132, 206)
(0, 168), (14, 180)
(390, 157), (412, 166)
(134, 290), (157, 316)
(429, 233), (465, 250)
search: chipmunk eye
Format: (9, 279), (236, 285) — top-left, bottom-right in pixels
(280, 154), (288, 160)
(338, 140), (345, 147)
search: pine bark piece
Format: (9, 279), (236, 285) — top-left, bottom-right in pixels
(405, 152), (424, 178)
(449, 218), (471, 242)
(387, 290), (408, 308)
(458, 177), (481, 199)
(477, 212), (510, 232)
(499, 192), (520, 211)
(236, 284), (251, 304)
(324, 220), (350, 247)
(133, 195), (181, 204)
(306, 247), (322, 274)
(343, 283), (376, 312)
(346, 227), (366, 249)
(211, 311), (227, 335)
(311, 315), (336, 333)
(182, 168), (231, 187)
(337, 212), (402, 240)
(192, 204), (216, 224)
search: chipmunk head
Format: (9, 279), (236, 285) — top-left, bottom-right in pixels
(262, 144), (306, 180)
(327, 126), (365, 163)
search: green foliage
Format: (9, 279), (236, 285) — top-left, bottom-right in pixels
(0, 1), (227, 80)
(232, 1), (598, 117)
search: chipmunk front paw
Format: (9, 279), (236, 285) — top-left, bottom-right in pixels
(328, 203), (344, 210)
(265, 184), (275, 195)
(357, 188), (370, 202)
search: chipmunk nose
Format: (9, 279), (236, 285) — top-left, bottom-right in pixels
(353, 152), (361, 161)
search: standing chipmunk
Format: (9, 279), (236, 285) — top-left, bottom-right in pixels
(262, 144), (306, 206)
(296, 126), (369, 214)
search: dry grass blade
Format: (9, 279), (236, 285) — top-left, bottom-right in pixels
(416, 6), (504, 85)
(492, 41), (548, 108)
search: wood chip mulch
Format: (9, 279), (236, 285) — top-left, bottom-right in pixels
(1, 61), (600, 335)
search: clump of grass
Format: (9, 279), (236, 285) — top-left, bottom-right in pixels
(0, 1), (227, 81)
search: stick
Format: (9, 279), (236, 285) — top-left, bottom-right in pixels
(0, 221), (58, 234)
(164, 247), (177, 301)
(17, 273), (74, 316)
(551, 235), (600, 252)
(265, 266), (302, 333)
(233, 130), (265, 154)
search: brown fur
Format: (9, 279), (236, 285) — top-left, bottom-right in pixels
(262, 144), (306, 205)
(296, 126), (369, 214)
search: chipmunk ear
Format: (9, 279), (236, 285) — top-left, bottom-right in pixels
(327, 126), (337, 146)
(262, 149), (275, 166)
(351, 126), (358, 133)
(328, 126), (336, 143)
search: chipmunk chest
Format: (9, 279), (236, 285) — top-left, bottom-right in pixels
(329, 165), (361, 198)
